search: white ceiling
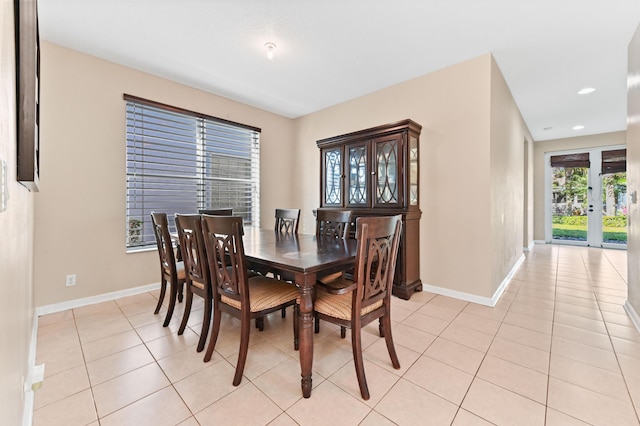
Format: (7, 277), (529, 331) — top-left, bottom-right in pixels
(38, 0), (640, 141)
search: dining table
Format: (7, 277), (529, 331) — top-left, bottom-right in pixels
(241, 228), (357, 398)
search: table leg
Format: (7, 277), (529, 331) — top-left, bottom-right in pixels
(296, 273), (315, 398)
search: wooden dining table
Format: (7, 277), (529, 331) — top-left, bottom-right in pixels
(241, 228), (357, 398)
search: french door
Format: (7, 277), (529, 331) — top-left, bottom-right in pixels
(545, 146), (627, 248)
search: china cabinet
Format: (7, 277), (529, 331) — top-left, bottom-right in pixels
(317, 119), (422, 299)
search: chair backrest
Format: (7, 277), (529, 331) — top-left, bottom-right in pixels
(175, 214), (210, 289)
(198, 208), (233, 216)
(353, 215), (403, 308)
(315, 209), (352, 239)
(150, 212), (177, 276)
(275, 208), (300, 234)
(201, 215), (249, 305)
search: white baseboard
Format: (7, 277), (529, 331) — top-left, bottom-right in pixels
(624, 301), (640, 333)
(523, 240), (536, 252)
(36, 283), (160, 316)
(422, 254), (525, 307)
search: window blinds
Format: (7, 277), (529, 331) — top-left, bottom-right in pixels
(125, 95), (260, 248)
(549, 150), (626, 173)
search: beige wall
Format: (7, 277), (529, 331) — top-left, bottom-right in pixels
(36, 46), (529, 306)
(294, 54), (529, 300)
(0, 1), (36, 424)
(532, 131), (627, 241)
(489, 56), (531, 293)
(627, 24), (640, 315)
(35, 42), (296, 306)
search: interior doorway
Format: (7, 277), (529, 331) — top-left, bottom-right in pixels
(544, 146), (627, 248)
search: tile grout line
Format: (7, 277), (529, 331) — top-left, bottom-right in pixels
(33, 246), (640, 425)
(73, 306), (101, 424)
(131, 298), (197, 425)
(544, 245), (558, 425)
(589, 250), (640, 424)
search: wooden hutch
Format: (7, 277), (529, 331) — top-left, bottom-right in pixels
(317, 119), (422, 299)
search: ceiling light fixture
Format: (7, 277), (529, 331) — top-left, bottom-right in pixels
(573, 125), (585, 130)
(577, 87), (596, 95)
(265, 42), (277, 60)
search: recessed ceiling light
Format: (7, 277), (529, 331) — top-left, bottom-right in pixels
(264, 42), (277, 60)
(573, 125), (585, 130)
(577, 87), (596, 95)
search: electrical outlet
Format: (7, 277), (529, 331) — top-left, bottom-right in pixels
(65, 274), (76, 286)
(31, 364), (45, 391)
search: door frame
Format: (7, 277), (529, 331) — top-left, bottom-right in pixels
(544, 145), (626, 248)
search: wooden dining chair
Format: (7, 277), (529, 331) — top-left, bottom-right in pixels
(150, 212), (186, 327)
(272, 208), (301, 318)
(313, 214), (403, 400)
(198, 208), (233, 216)
(312, 209), (353, 334)
(315, 208), (352, 239)
(175, 214), (213, 353)
(201, 215), (299, 385)
(274, 208), (300, 234)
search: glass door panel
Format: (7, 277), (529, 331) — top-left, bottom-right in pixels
(551, 166), (588, 243)
(409, 135), (419, 205)
(601, 170), (627, 245)
(373, 134), (401, 208)
(376, 141), (398, 204)
(347, 143), (368, 206)
(323, 148), (342, 206)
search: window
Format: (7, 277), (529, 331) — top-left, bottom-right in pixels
(125, 95), (260, 249)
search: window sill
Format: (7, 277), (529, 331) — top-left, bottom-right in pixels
(126, 246), (156, 254)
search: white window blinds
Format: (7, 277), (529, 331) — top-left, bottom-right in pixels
(125, 95), (260, 248)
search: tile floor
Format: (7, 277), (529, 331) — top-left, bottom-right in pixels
(33, 244), (640, 425)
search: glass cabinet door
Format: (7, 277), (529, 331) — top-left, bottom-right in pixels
(409, 134), (419, 205)
(322, 147), (342, 206)
(347, 142), (369, 207)
(373, 134), (402, 207)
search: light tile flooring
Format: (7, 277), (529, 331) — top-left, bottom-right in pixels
(33, 244), (640, 425)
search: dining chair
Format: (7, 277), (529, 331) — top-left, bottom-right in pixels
(198, 208), (233, 216)
(274, 208), (300, 234)
(201, 215), (299, 385)
(313, 214), (403, 400)
(175, 214), (213, 353)
(315, 208), (352, 239)
(150, 212), (186, 327)
(246, 228), (297, 328)
(312, 209), (353, 334)
(271, 208), (301, 318)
